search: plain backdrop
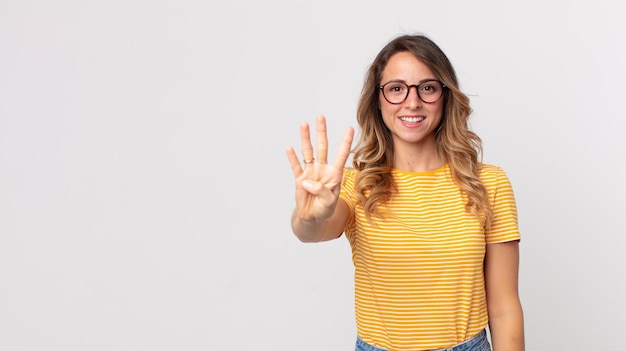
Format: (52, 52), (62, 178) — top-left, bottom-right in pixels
(1, 1), (625, 350)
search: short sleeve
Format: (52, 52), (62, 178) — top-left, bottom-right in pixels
(482, 166), (521, 244)
(339, 167), (358, 230)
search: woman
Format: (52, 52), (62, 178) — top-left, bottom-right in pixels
(286, 34), (524, 351)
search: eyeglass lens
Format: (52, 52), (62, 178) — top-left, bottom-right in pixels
(381, 80), (443, 104)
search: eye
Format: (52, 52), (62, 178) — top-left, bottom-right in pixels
(419, 82), (440, 94)
(385, 83), (407, 95)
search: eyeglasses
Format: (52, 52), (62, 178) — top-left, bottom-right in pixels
(378, 79), (447, 104)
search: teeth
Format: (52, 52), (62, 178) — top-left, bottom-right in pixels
(400, 116), (424, 123)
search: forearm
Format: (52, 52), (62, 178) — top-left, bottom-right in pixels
(291, 209), (344, 242)
(488, 303), (525, 351)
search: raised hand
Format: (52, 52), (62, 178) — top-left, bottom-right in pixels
(286, 115), (354, 224)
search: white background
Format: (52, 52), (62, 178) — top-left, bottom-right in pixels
(1, 1), (625, 350)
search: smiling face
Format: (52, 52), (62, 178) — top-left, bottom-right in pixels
(379, 51), (444, 152)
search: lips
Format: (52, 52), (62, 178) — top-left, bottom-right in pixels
(399, 116), (424, 123)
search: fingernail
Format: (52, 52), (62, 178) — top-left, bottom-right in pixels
(302, 180), (312, 189)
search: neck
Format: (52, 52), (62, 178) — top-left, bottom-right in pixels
(392, 140), (443, 172)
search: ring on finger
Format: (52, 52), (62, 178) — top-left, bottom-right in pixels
(303, 158), (315, 164)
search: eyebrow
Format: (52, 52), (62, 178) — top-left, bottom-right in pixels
(381, 78), (439, 86)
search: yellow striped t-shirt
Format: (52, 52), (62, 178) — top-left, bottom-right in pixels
(339, 164), (520, 350)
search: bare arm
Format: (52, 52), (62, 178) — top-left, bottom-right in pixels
(286, 115), (354, 242)
(485, 240), (525, 351)
(290, 199), (350, 242)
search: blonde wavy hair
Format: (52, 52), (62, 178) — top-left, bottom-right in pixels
(353, 34), (494, 230)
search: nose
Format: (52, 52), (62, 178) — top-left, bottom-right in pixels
(405, 85), (422, 108)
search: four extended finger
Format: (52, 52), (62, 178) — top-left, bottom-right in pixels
(300, 122), (314, 164)
(316, 115), (328, 164)
(333, 126), (355, 170)
(286, 146), (303, 177)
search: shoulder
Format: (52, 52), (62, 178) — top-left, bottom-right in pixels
(478, 163), (505, 178)
(478, 164), (517, 198)
(341, 167), (358, 193)
(340, 167), (359, 212)
(479, 164), (511, 185)
(342, 167), (358, 183)
(343, 167), (358, 177)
